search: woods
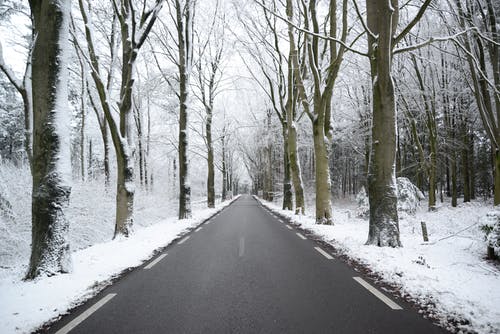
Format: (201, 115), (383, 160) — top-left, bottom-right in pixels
(1, 0), (499, 283)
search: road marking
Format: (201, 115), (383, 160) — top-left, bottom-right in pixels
(314, 247), (333, 260)
(239, 237), (245, 257)
(178, 236), (190, 245)
(205, 220), (211, 224)
(144, 253), (167, 270)
(286, 225), (293, 230)
(278, 219), (284, 223)
(195, 227), (202, 232)
(296, 233), (307, 240)
(353, 277), (403, 310)
(55, 293), (117, 334)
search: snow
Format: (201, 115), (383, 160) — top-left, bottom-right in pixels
(397, 177), (425, 214)
(0, 190), (239, 333)
(258, 197), (500, 334)
(481, 210), (500, 257)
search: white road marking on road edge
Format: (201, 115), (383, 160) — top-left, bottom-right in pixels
(205, 220), (211, 224)
(55, 293), (117, 334)
(314, 247), (334, 259)
(195, 227), (202, 232)
(353, 277), (403, 310)
(286, 225), (293, 230)
(178, 236), (190, 244)
(144, 253), (167, 270)
(239, 237), (245, 257)
(296, 233), (307, 240)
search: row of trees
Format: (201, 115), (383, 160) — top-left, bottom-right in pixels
(240, 0), (498, 247)
(0, 0), (237, 279)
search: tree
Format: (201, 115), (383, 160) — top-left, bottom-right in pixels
(449, 0), (500, 205)
(364, 0), (431, 246)
(25, 0), (72, 279)
(0, 1), (33, 171)
(193, 6), (225, 208)
(286, 0), (348, 224)
(153, 0), (196, 219)
(76, 0), (164, 236)
(238, 0), (298, 210)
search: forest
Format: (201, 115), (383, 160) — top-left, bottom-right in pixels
(0, 0), (499, 333)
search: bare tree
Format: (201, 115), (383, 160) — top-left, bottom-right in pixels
(364, 0), (431, 246)
(0, 3), (33, 171)
(448, 0), (500, 205)
(26, 0), (72, 279)
(286, 0), (349, 224)
(76, 0), (164, 236)
(153, 0), (196, 218)
(237, 0), (295, 209)
(193, 6), (225, 208)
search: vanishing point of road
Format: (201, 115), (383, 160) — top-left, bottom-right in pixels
(46, 195), (445, 334)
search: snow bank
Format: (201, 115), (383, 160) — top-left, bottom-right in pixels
(0, 196), (238, 334)
(258, 197), (500, 334)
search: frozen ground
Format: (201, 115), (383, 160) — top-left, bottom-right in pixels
(0, 163), (239, 333)
(259, 196), (500, 334)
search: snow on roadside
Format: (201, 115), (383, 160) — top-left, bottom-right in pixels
(257, 197), (500, 334)
(0, 196), (239, 334)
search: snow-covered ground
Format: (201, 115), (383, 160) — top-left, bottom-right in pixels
(258, 197), (500, 334)
(0, 172), (239, 334)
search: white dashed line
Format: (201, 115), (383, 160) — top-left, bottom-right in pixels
(178, 236), (190, 244)
(286, 225), (293, 230)
(144, 253), (167, 270)
(195, 227), (202, 232)
(353, 277), (402, 310)
(239, 237), (245, 257)
(296, 233), (307, 240)
(55, 293), (117, 334)
(314, 247), (333, 260)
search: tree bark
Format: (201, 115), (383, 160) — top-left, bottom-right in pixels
(26, 0), (72, 279)
(312, 118), (333, 224)
(177, 0), (193, 219)
(282, 126), (293, 210)
(206, 111), (215, 208)
(222, 133), (227, 201)
(288, 120), (305, 214)
(365, 0), (402, 247)
(285, 39), (305, 214)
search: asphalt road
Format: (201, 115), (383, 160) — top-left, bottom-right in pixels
(46, 195), (446, 334)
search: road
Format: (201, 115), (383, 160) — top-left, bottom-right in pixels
(46, 195), (445, 334)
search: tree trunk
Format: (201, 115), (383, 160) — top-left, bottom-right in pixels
(26, 0), (72, 279)
(429, 142), (437, 210)
(88, 139), (93, 178)
(135, 106), (144, 187)
(495, 148), (500, 205)
(282, 127), (293, 210)
(451, 152), (458, 207)
(470, 132), (475, 199)
(79, 60), (86, 182)
(178, 86), (191, 218)
(177, 0), (192, 219)
(221, 134), (227, 201)
(266, 113), (274, 202)
(288, 121), (305, 214)
(462, 119), (471, 203)
(206, 111), (215, 208)
(113, 20), (136, 236)
(114, 149), (134, 236)
(365, 0), (402, 247)
(312, 120), (333, 224)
